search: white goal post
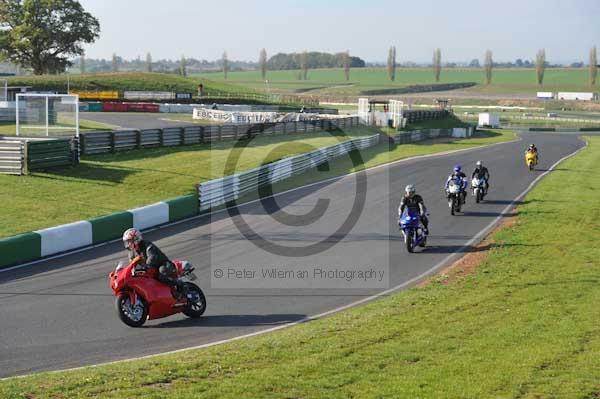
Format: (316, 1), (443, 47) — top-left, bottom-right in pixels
(16, 93), (79, 137)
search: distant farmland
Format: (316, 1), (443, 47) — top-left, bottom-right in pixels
(195, 68), (597, 97)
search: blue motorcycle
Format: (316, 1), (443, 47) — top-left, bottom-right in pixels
(399, 209), (427, 253)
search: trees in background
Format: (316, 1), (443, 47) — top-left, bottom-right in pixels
(590, 46), (597, 86)
(0, 0), (100, 74)
(469, 59), (481, 68)
(146, 52), (153, 72)
(180, 55), (187, 77)
(484, 50), (493, 84)
(343, 51), (350, 81)
(433, 48), (442, 81)
(536, 49), (546, 85)
(267, 52), (366, 70)
(387, 46), (396, 81)
(259, 48), (268, 80)
(112, 53), (118, 72)
(80, 53), (86, 74)
(222, 51), (229, 80)
(299, 51), (308, 80)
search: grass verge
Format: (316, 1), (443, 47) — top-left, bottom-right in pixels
(0, 128), (369, 238)
(0, 136), (596, 398)
(0, 127), (512, 239)
(6, 72), (260, 96)
(0, 119), (115, 136)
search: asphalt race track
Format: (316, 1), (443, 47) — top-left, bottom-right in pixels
(0, 132), (586, 378)
(80, 112), (196, 129)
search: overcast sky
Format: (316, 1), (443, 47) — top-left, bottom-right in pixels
(79, 0), (600, 63)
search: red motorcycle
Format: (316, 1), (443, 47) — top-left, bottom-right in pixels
(109, 256), (206, 327)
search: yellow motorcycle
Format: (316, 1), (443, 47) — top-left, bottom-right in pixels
(525, 151), (538, 171)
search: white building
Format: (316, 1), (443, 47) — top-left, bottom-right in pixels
(557, 92), (598, 101)
(536, 92), (554, 100)
(478, 113), (500, 128)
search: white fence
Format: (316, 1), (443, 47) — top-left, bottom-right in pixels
(393, 127), (474, 144)
(123, 91), (176, 101)
(198, 134), (380, 211)
(461, 113), (600, 124)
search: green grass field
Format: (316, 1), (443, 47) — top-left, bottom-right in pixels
(0, 118), (115, 135)
(6, 72), (261, 97)
(1, 135), (597, 398)
(196, 67), (598, 97)
(0, 124), (512, 239)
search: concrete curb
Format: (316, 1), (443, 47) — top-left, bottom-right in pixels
(0, 196), (198, 269)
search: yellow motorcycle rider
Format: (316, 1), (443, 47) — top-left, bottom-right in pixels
(525, 144), (538, 168)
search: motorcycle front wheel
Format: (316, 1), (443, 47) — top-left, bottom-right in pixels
(116, 292), (148, 327)
(405, 233), (414, 253)
(182, 283), (207, 318)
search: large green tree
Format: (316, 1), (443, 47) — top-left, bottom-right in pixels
(0, 0), (100, 75)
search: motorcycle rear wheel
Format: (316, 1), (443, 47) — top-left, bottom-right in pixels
(116, 292), (148, 327)
(182, 283), (207, 318)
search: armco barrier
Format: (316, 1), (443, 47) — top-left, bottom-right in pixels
(393, 127), (475, 144)
(26, 138), (76, 172)
(0, 137), (78, 175)
(402, 110), (448, 123)
(88, 102), (103, 112)
(102, 102), (129, 112)
(0, 139), (24, 175)
(197, 134), (380, 211)
(80, 117), (359, 155)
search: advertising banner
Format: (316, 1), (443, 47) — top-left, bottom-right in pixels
(193, 108), (278, 123)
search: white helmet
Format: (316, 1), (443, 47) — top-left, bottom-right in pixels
(122, 228), (142, 250)
(476, 160), (482, 167)
(405, 184), (416, 196)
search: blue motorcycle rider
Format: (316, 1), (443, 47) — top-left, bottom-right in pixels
(398, 184), (429, 235)
(445, 165), (468, 204)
